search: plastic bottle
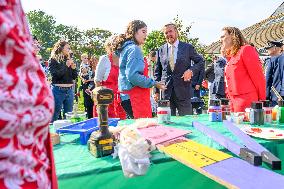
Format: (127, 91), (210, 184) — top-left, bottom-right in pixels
(208, 99), (222, 122)
(260, 100), (272, 123)
(250, 101), (264, 125)
(220, 98), (230, 121)
(157, 100), (171, 124)
(272, 105), (278, 121)
(278, 100), (284, 123)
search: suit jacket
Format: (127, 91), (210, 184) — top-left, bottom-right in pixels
(265, 54), (284, 101)
(212, 57), (226, 96)
(191, 61), (205, 87)
(154, 41), (204, 100)
(225, 45), (266, 100)
(205, 62), (215, 83)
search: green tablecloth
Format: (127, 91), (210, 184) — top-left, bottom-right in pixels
(53, 115), (284, 189)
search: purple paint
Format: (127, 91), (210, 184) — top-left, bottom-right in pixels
(203, 158), (284, 189)
(223, 120), (266, 154)
(192, 121), (241, 155)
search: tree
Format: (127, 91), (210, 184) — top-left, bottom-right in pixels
(27, 10), (58, 59)
(27, 10), (114, 61)
(143, 30), (165, 55)
(83, 28), (113, 57)
(143, 15), (206, 56)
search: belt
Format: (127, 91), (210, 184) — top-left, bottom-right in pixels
(53, 85), (73, 90)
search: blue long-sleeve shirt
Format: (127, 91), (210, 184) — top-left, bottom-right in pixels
(118, 40), (155, 92)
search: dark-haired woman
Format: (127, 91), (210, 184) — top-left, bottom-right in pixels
(49, 40), (78, 121)
(113, 20), (165, 119)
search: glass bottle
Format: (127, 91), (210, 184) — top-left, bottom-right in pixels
(250, 101), (264, 125)
(208, 99), (222, 122)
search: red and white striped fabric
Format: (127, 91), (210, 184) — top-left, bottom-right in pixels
(0, 0), (57, 188)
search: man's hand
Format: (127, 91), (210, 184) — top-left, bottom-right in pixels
(195, 85), (200, 90)
(181, 69), (193, 82)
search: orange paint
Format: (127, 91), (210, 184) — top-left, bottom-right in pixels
(272, 109), (277, 121)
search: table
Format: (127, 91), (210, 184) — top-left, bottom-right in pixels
(52, 115), (284, 189)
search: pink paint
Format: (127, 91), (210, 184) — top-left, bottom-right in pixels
(138, 126), (190, 145)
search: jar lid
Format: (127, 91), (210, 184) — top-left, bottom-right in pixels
(209, 99), (220, 106)
(158, 100), (170, 107)
(260, 100), (270, 107)
(251, 101), (263, 109)
(220, 98), (229, 105)
(157, 110), (168, 114)
(278, 100), (284, 107)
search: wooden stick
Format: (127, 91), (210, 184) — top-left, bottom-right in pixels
(271, 86), (283, 101)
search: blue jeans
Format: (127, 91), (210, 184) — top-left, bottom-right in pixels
(51, 85), (74, 122)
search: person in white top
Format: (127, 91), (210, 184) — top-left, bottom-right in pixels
(94, 36), (128, 119)
(94, 55), (112, 83)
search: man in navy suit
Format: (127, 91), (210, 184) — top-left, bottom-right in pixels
(154, 23), (204, 116)
(265, 40), (284, 106)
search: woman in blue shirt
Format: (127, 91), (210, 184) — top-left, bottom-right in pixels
(112, 20), (165, 118)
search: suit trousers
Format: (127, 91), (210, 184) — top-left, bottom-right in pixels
(83, 90), (94, 119)
(170, 89), (192, 116)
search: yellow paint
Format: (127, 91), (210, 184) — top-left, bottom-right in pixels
(185, 140), (231, 162)
(160, 139), (231, 168)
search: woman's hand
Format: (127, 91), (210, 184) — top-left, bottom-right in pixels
(155, 81), (166, 90)
(66, 59), (76, 69)
(66, 59), (72, 67)
(71, 61), (76, 69)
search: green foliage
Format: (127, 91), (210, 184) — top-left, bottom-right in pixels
(76, 78), (85, 112)
(83, 28), (112, 57)
(27, 10), (58, 59)
(143, 15), (206, 57)
(143, 30), (165, 55)
(27, 10), (113, 61)
(27, 10), (205, 64)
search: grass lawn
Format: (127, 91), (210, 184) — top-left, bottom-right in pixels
(76, 78), (86, 112)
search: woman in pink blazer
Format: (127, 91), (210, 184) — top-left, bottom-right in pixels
(221, 27), (266, 112)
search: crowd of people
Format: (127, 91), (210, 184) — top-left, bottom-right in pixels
(1, 0), (284, 188)
(34, 21), (284, 121)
